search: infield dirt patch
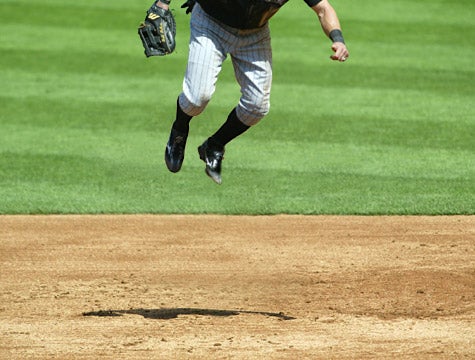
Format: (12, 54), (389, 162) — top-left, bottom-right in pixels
(1, 215), (474, 359)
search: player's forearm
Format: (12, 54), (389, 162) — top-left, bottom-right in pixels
(312, 0), (349, 62)
(313, 1), (342, 39)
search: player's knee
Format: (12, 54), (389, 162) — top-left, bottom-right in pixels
(178, 93), (211, 116)
(236, 102), (269, 126)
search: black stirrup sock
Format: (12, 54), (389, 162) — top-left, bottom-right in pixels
(172, 97), (193, 133)
(209, 108), (250, 148)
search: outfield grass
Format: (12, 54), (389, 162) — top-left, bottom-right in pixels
(0, 0), (474, 214)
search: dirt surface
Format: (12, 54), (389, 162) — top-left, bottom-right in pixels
(1, 215), (474, 359)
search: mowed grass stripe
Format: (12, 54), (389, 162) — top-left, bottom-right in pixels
(2, 46), (472, 97)
(357, 0), (472, 24)
(2, 94), (471, 153)
(259, 114), (474, 151)
(268, 84), (473, 124)
(1, 69), (472, 122)
(273, 39), (474, 73)
(0, 23), (190, 60)
(0, 69), (181, 103)
(273, 62), (473, 95)
(278, 0), (473, 26)
(0, 49), (181, 78)
(0, 4), (139, 29)
(1, 158), (472, 215)
(272, 18), (472, 46)
(1, 123), (472, 182)
(0, 97), (173, 132)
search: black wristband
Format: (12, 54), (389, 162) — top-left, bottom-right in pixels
(158, 0), (171, 5)
(329, 29), (345, 44)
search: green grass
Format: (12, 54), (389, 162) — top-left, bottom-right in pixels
(0, 0), (474, 214)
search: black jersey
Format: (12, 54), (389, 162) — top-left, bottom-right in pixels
(197, 0), (322, 29)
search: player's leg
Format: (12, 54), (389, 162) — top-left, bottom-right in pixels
(178, 3), (229, 116)
(231, 27), (273, 127)
(197, 107), (248, 184)
(164, 97), (193, 172)
(198, 26), (272, 184)
(165, 3), (228, 173)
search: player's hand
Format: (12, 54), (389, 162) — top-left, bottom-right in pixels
(330, 42), (349, 62)
(181, 0), (196, 14)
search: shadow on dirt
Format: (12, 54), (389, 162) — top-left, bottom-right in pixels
(83, 307), (295, 320)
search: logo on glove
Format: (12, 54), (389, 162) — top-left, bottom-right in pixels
(148, 13), (160, 20)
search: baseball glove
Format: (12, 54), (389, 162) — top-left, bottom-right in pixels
(138, 3), (176, 57)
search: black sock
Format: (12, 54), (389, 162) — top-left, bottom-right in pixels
(172, 97), (193, 134)
(209, 108), (250, 148)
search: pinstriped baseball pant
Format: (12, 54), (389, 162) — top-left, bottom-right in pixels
(178, 3), (273, 126)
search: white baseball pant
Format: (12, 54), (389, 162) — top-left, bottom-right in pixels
(178, 3), (273, 126)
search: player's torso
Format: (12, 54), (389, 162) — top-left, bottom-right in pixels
(197, 0), (290, 29)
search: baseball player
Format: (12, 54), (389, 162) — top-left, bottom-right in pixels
(160, 0), (349, 184)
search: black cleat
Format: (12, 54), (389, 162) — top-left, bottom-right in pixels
(165, 128), (188, 173)
(198, 140), (225, 185)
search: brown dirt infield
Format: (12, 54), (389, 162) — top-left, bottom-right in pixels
(1, 215), (474, 359)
